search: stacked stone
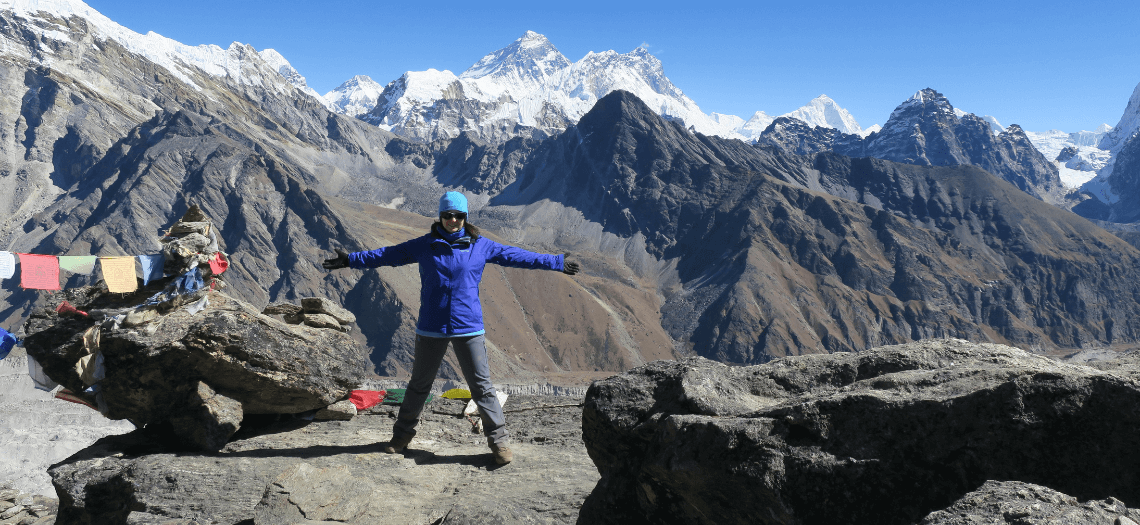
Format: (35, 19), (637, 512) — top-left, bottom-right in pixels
(161, 204), (227, 287)
(262, 297), (356, 332)
(115, 204), (225, 328)
(0, 483), (55, 525)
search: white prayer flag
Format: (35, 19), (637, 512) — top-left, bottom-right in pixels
(0, 251), (14, 279)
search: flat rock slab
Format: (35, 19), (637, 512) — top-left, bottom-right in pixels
(51, 396), (597, 524)
(580, 339), (1140, 525)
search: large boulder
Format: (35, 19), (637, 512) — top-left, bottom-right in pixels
(21, 286), (370, 448)
(579, 339), (1140, 524)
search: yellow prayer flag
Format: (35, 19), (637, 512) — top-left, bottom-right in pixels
(100, 256), (138, 293)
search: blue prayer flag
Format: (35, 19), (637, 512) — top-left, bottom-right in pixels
(0, 326), (17, 361)
(137, 254), (165, 285)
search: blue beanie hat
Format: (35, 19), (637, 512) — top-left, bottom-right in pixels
(439, 191), (468, 214)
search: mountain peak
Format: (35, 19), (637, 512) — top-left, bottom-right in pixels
(887, 88), (955, 122)
(781, 94), (863, 135)
(460, 30), (570, 83)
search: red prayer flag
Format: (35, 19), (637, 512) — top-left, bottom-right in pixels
(209, 252), (228, 275)
(17, 254), (59, 290)
(349, 390), (385, 410)
(56, 300), (88, 316)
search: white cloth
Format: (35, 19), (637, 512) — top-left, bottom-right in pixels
(28, 355), (58, 392)
(464, 391), (509, 416)
(0, 251), (14, 279)
(184, 295), (209, 315)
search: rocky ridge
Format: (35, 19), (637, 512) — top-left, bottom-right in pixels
(580, 339), (1140, 524)
(759, 88), (1066, 203)
(0, 3), (678, 382)
(356, 31), (734, 143)
(434, 90), (1140, 363)
(6, 2), (1140, 385)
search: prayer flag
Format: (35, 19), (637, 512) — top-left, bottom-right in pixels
(99, 256), (138, 293)
(28, 355), (58, 392)
(137, 254), (165, 285)
(56, 301), (88, 317)
(0, 251), (14, 279)
(58, 255), (98, 275)
(349, 390), (385, 410)
(208, 252), (229, 275)
(17, 254), (59, 290)
(0, 326), (16, 361)
(55, 388), (97, 410)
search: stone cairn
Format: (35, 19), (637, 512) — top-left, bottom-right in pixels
(21, 206), (371, 452)
(262, 297), (356, 333)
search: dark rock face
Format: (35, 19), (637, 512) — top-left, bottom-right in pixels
(22, 286), (370, 435)
(1056, 145), (1079, 162)
(579, 340), (1140, 524)
(754, 116), (864, 156)
(1098, 130), (1140, 223)
(919, 480), (1140, 525)
(168, 381), (244, 452)
(760, 88), (1064, 203)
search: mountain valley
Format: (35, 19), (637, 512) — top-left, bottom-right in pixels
(3, 0), (1140, 516)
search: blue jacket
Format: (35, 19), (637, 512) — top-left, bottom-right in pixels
(348, 226), (564, 336)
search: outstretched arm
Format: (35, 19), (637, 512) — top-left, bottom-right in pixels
(322, 238), (420, 270)
(486, 240), (571, 274)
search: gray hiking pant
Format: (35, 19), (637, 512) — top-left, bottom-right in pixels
(393, 334), (509, 446)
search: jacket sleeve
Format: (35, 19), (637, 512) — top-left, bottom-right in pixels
(348, 237), (420, 268)
(484, 239), (564, 271)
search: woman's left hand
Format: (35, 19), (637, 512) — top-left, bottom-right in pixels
(563, 254), (580, 275)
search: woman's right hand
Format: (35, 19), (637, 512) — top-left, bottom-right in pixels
(322, 249), (350, 270)
(563, 254), (580, 275)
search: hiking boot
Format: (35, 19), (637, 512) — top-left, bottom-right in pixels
(491, 443), (512, 465)
(384, 433), (412, 454)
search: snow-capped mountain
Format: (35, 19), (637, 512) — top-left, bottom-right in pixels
(736, 111), (775, 140)
(1024, 125), (1112, 188)
(954, 108), (1005, 134)
(781, 95), (864, 136)
(758, 88), (1063, 203)
(723, 96), (872, 141)
(323, 75), (384, 117)
(2, 0), (327, 105)
(356, 31), (740, 143)
(1079, 81), (1140, 206)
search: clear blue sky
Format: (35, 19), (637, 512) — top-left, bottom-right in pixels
(86, 0), (1138, 132)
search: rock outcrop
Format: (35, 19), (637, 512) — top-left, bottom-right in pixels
(21, 209), (371, 451)
(49, 395), (595, 524)
(579, 339), (1140, 524)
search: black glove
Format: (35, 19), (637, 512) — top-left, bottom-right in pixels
(322, 249), (350, 270)
(563, 254), (580, 276)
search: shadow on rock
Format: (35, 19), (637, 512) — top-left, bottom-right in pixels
(579, 339), (1140, 524)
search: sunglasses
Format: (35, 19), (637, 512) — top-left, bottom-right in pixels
(440, 212), (467, 221)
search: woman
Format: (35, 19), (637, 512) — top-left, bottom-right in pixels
(322, 191), (579, 465)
